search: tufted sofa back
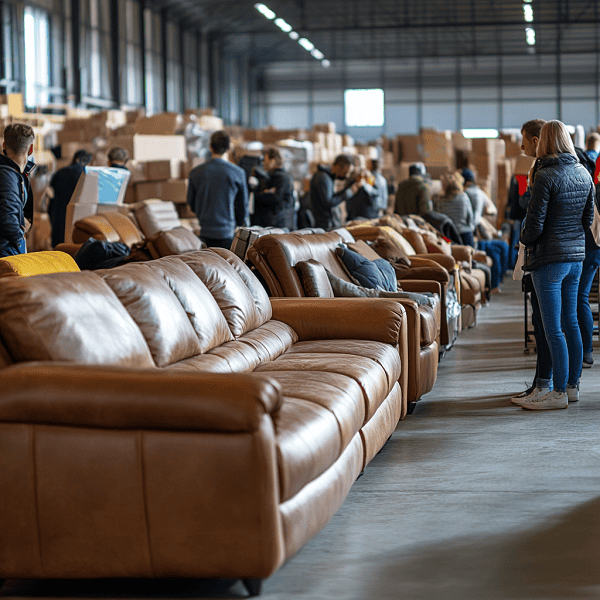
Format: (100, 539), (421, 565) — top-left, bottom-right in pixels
(0, 249), (274, 370)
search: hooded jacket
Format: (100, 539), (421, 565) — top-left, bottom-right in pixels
(521, 153), (594, 271)
(0, 153), (35, 253)
(310, 165), (354, 230)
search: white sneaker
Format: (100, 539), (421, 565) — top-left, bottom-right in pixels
(521, 390), (568, 411)
(511, 387), (549, 406)
(567, 385), (579, 403)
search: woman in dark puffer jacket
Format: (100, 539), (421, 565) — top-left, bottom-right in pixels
(520, 120), (595, 410)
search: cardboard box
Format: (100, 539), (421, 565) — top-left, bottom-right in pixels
(134, 179), (188, 204)
(143, 160), (173, 181)
(514, 154), (535, 175)
(421, 129), (453, 167)
(396, 135), (423, 163)
(313, 122), (336, 134)
(133, 135), (186, 162)
(198, 115), (224, 131)
(107, 135), (135, 161)
(134, 113), (183, 135)
(60, 142), (96, 161)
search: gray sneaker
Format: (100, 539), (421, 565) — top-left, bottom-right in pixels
(521, 390), (568, 411)
(567, 385), (579, 403)
(511, 387), (550, 406)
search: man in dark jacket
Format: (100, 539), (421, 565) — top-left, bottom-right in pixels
(48, 149), (92, 247)
(394, 163), (432, 216)
(107, 147), (129, 170)
(310, 154), (359, 230)
(0, 123), (35, 257)
(252, 148), (294, 228)
(187, 130), (248, 249)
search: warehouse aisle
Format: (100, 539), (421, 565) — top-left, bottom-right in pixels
(4, 278), (600, 600)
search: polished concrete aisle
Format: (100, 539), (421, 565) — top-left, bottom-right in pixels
(4, 278), (600, 600)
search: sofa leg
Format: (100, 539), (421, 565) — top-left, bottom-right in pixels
(0, 579), (5, 591)
(406, 402), (417, 415)
(243, 579), (262, 597)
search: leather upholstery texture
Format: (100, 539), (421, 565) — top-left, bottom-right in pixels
(0, 248), (405, 582)
(248, 231), (439, 404)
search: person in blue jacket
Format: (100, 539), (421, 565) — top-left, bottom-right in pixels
(520, 120), (594, 411)
(187, 130), (248, 249)
(0, 123), (36, 257)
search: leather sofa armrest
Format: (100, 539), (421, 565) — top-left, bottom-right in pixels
(54, 242), (83, 257)
(414, 253), (456, 271)
(0, 363), (282, 431)
(270, 297), (405, 346)
(450, 245), (473, 266)
(473, 250), (493, 267)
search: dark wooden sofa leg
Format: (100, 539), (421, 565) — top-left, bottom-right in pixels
(407, 402), (417, 415)
(0, 579), (5, 591)
(243, 579), (262, 597)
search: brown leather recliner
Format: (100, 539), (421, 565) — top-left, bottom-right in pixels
(247, 230), (440, 405)
(0, 248), (407, 594)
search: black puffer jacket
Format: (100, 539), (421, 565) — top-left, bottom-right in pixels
(0, 154), (35, 250)
(521, 153), (594, 271)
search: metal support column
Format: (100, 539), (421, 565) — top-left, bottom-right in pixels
(178, 22), (185, 111)
(160, 8), (168, 111)
(139, 0), (147, 109)
(110, 0), (120, 107)
(70, 0), (81, 106)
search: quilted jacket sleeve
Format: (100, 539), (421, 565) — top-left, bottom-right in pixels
(0, 168), (25, 246)
(521, 171), (552, 246)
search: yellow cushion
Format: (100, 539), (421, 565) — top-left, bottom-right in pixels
(379, 227), (417, 256)
(0, 251), (80, 278)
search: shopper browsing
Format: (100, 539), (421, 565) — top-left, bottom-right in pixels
(0, 124), (35, 257)
(519, 120), (595, 410)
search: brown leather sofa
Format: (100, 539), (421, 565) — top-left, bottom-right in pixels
(247, 230), (440, 405)
(0, 248), (407, 595)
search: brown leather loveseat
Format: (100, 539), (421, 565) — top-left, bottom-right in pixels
(0, 248), (407, 596)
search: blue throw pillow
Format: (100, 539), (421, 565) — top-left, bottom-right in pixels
(335, 245), (397, 292)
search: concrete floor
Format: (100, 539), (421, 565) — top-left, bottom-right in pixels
(4, 277), (600, 599)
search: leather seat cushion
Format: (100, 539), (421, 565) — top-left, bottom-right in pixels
(255, 348), (394, 422)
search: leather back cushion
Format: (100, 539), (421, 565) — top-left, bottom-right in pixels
(379, 227), (417, 256)
(180, 250), (271, 336)
(147, 227), (205, 259)
(0, 271), (154, 367)
(369, 238), (412, 267)
(295, 260), (335, 297)
(99, 262), (206, 367)
(248, 232), (350, 297)
(347, 239), (382, 262)
(132, 200), (181, 237)
(401, 229), (429, 255)
(73, 212), (144, 247)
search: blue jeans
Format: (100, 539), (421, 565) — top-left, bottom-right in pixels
(530, 285), (553, 389)
(478, 239), (510, 289)
(0, 237), (26, 257)
(577, 246), (600, 354)
(532, 261), (583, 392)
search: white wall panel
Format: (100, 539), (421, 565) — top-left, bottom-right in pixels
(461, 102), (499, 129)
(502, 101), (557, 129)
(385, 103), (418, 135)
(422, 103), (458, 131)
(267, 105), (310, 129)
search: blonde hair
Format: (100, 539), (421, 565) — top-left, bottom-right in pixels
(443, 171), (464, 196)
(536, 120), (577, 159)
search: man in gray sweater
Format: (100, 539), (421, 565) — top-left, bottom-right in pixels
(187, 130), (248, 249)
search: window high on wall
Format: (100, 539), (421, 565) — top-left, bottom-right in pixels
(344, 89), (384, 127)
(24, 6), (50, 108)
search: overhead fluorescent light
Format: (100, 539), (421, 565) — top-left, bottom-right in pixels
(523, 4), (534, 22)
(274, 18), (292, 32)
(311, 49), (324, 60)
(461, 129), (499, 138)
(298, 38), (314, 51)
(526, 27), (536, 45)
(321, 59), (331, 68)
(254, 3), (276, 19)
(289, 31), (299, 40)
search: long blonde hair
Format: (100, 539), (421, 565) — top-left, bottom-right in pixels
(536, 120), (577, 158)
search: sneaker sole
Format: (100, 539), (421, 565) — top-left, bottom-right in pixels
(582, 363), (593, 369)
(521, 402), (568, 411)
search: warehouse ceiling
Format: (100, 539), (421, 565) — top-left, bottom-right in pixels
(153, 0), (600, 63)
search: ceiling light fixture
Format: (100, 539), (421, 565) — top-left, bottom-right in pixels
(526, 27), (536, 45)
(274, 17), (292, 33)
(523, 4), (534, 22)
(253, 6), (329, 67)
(298, 38), (314, 51)
(254, 3), (276, 19)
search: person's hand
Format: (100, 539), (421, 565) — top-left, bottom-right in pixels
(22, 218), (32, 234)
(248, 175), (259, 190)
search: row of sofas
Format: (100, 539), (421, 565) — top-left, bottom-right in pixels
(0, 248), (408, 597)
